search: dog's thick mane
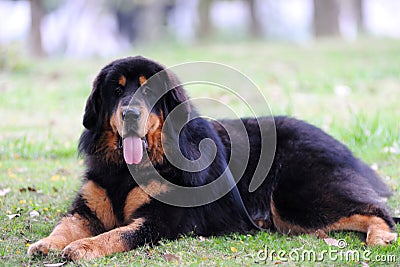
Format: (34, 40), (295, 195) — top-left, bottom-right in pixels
(78, 57), (231, 188)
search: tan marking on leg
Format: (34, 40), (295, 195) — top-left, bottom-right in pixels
(146, 112), (164, 164)
(139, 75), (147, 86)
(124, 187), (151, 223)
(118, 75), (126, 87)
(123, 180), (169, 223)
(270, 199), (310, 235)
(81, 181), (116, 230)
(325, 215), (397, 246)
(62, 218), (145, 261)
(28, 214), (92, 256)
(144, 179), (170, 196)
(271, 198), (397, 245)
(270, 198), (397, 246)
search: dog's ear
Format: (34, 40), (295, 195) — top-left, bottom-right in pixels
(165, 85), (190, 114)
(83, 72), (105, 130)
(162, 72), (191, 131)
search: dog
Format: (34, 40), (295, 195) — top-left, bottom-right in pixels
(28, 56), (398, 261)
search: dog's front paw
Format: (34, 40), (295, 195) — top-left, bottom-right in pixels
(28, 237), (66, 256)
(62, 238), (104, 261)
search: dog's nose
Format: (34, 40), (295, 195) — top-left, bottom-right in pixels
(122, 108), (140, 121)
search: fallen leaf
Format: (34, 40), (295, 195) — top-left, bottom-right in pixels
(30, 210), (40, 218)
(8, 169), (17, 178)
(163, 253), (180, 263)
(383, 146), (399, 154)
(6, 214), (20, 220)
(50, 174), (60, 181)
(28, 186), (36, 192)
(315, 229), (328, 239)
(56, 168), (71, 176)
(334, 84), (351, 97)
(19, 186), (37, 193)
(15, 168), (28, 173)
(231, 247), (238, 253)
(0, 188), (11, 197)
(43, 262), (66, 267)
(324, 238), (339, 246)
(323, 238), (347, 248)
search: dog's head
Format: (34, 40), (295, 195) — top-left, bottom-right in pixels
(82, 56), (191, 165)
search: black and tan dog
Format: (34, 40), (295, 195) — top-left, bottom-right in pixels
(28, 56), (398, 261)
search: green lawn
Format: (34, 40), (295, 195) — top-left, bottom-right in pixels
(1, 39), (399, 266)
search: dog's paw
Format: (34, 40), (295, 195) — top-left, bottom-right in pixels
(367, 229), (397, 246)
(62, 238), (103, 261)
(27, 237), (66, 256)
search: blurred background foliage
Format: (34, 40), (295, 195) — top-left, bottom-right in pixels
(0, 0), (399, 59)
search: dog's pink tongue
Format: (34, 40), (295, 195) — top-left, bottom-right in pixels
(123, 136), (143, 165)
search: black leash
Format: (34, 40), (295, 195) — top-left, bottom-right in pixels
(224, 167), (267, 232)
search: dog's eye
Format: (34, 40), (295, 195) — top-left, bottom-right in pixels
(115, 86), (123, 96)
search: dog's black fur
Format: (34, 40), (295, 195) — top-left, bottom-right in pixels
(28, 56), (397, 260)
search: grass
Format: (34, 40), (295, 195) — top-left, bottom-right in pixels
(1, 38), (400, 266)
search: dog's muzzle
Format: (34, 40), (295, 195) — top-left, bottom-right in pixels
(119, 107), (148, 164)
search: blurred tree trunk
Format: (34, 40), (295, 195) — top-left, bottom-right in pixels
(197, 0), (213, 39)
(313, 0), (340, 37)
(354, 0), (364, 33)
(29, 0), (46, 57)
(248, 0), (262, 38)
(136, 0), (167, 43)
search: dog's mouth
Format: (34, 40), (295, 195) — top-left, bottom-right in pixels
(113, 106), (162, 165)
(118, 134), (148, 165)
